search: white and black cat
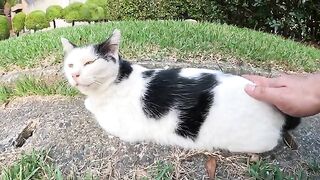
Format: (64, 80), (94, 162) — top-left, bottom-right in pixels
(61, 29), (300, 153)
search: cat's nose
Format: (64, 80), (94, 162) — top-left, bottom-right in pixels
(71, 73), (80, 79)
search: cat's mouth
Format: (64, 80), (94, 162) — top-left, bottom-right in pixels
(75, 82), (94, 87)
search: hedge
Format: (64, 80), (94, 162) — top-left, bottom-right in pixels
(25, 10), (50, 31)
(0, 0), (4, 9)
(0, 15), (9, 40)
(106, 0), (222, 21)
(106, 0), (320, 43)
(12, 12), (26, 35)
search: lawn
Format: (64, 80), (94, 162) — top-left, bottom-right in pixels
(0, 20), (319, 71)
(0, 20), (319, 179)
(0, 76), (78, 103)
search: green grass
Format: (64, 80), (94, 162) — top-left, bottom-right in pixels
(153, 161), (174, 180)
(1, 150), (63, 180)
(0, 86), (12, 103)
(248, 160), (319, 180)
(0, 20), (319, 71)
(307, 160), (320, 174)
(0, 76), (78, 103)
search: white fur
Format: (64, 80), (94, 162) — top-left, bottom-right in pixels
(62, 30), (286, 153)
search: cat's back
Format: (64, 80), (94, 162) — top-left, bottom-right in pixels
(142, 68), (285, 152)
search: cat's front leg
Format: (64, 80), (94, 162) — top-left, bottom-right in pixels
(84, 98), (94, 113)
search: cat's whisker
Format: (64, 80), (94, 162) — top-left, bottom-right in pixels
(92, 79), (102, 85)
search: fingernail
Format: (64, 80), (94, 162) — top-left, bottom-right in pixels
(245, 84), (256, 92)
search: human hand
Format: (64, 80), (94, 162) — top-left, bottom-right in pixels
(243, 73), (320, 117)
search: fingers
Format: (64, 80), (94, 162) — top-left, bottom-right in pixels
(242, 75), (284, 88)
(244, 84), (283, 105)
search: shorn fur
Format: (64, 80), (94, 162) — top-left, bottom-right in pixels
(61, 29), (300, 153)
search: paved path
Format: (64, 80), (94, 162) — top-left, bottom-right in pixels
(0, 96), (319, 179)
(0, 61), (319, 179)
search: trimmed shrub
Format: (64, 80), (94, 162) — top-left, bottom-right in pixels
(86, 0), (107, 12)
(0, 15), (9, 40)
(79, 3), (91, 22)
(25, 10), (50, 32)
(63, 2), (85, 25)
(12, 12), (26, 35)
(86, 3), (105, 21)
(46, 5), (63, 28)
(95, 6), (105, 21)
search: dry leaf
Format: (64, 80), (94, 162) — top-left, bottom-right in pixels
(205, 156), (217, 180)
(14, 119), (38, 147)
(1, 101), (9, 109)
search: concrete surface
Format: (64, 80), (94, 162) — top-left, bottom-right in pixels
(0, 61), (319, 179)
(0, 96), (319, 179)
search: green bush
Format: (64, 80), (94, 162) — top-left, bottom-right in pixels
(95, 6), (105, 21)
(0, 15), (9, 40)
(46, 5), (63, 28)
(0, 0), (4, 9)
(86, 0), (107, 12)
(63, 2), (82, 22)
(12, 12), (26, 35)
(79, 3), (91, 22)
(25, 10), (50, 32)
(86, 3), (105, 21)
(213, 0), (320, 43)
(63, 2), (91, 24)
(106, 0), (320, 43)
(106, 0), (221, 21)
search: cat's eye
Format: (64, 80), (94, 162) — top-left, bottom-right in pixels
(84, 58), (98, 66)
(84, 61), (94, 66)
(68, 64), (73, 68)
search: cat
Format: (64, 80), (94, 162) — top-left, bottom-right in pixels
(61, 29), (300, 153)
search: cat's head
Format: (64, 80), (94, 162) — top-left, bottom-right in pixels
(61, 29), (121, 95)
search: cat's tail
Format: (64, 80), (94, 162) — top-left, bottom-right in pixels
(283, 114), (301, 130)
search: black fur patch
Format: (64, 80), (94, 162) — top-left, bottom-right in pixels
(142, 69), (218, 140)
(142, 70), (155, 78)
(283, 115), (301, 130)
(117, 59), (133, 82)
(94, 44), (116, 63)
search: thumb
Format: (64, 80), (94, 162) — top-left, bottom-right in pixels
(244, 84), (280, 104)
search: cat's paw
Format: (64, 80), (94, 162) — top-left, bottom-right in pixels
(84, 98), (93, 112)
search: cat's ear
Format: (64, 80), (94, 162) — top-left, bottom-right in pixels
(98, 29), (121, 59)
(60, 37), (75, 53)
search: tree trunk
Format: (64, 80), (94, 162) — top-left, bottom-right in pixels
(53, 20), (56, 28)
(72, 21), (75, 26)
